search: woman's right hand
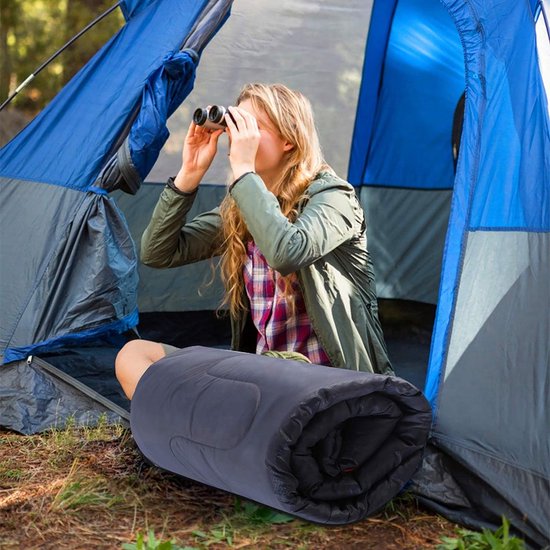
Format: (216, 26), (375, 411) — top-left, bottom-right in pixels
(174, 121), (224, 193)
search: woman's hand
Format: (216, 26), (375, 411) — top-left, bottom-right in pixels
(174, 120), (224, 192)
(225, 106), (260, 181)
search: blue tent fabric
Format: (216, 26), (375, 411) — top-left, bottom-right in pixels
(424, 0), (550, 405)
(94, 49), (198, 195)
(349, 0), (465, 309)
(345, 0), (549, 542)
(348, 0), (465, 189)
(347, 0), (397, 185)
(0, 0), (208, 192)
(3, 313), (138, 365)
(0, 0), (231, 363)
(120, 0), (160, 21)
(126, 50), (197, 182)
(414, 0), (550, 544)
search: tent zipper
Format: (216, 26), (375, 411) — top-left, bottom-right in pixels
(27, 355), (130, 424)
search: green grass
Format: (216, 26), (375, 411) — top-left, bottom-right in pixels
(233, 498), (296, 525)
(189, 498), (297, 547)
(40, 413), (126, 467)
(52, 477), (124, 511)
(1, 421), (460, 549)
(123, 530), (198, 550)
(0, 464), (25, 481)
(438, 517), (525, 550)
(381, 490), (418, 520)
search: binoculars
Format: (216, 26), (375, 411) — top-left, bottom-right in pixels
(193, 105), (233, 130)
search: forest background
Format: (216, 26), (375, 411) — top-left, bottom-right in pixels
(0, 0), (124, 145)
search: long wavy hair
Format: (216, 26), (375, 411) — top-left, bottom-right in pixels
(217, 83), (333, 318)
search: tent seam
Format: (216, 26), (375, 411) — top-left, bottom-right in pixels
(429, 0), (486, 423)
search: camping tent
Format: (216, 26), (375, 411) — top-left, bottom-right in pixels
(1, 0), (549, 546)
(0, 0), (233, 426)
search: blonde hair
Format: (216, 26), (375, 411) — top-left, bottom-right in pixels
(217, 83), (333, 318)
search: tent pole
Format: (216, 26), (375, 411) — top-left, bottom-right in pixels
(0, 2), (121, 112)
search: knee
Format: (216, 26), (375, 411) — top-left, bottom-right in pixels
(115, 340), (138, 383)
(115, 339), (165, 383)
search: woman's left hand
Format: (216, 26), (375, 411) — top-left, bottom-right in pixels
(224, 106), (261, 181)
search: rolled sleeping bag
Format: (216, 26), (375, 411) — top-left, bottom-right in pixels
(130, 346), (432, 524)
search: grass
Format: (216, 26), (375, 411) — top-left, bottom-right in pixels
(122, 530), (197, 550)
(437, 517), (526, 550)
(0, 465), (25, 481)
(0, 419), (505, 549)
(51, 467), (125, 511)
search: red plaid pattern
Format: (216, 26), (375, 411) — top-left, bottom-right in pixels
(243, 241), (331, 366)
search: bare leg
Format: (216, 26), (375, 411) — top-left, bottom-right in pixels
(115, 339), (166, 400)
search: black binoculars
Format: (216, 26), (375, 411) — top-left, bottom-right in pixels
(193, 105), (233, 130)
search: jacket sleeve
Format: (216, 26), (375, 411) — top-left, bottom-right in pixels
(140, 184), (222, 268)
(230, 172), (360, 276)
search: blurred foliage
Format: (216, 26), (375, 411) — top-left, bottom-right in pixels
(0, 0), (124, 114)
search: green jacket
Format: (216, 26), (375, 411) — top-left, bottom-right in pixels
(141, 171), (393, 375)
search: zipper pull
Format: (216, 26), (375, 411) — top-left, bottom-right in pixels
(27, 355), (33, 366)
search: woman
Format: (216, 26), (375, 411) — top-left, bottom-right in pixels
(116, 83), (392, 399)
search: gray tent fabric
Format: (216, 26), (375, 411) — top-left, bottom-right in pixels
(414, 231), (550, 547)
(113, 184), (226, 312)
(0, 358), (127, 434)
(115, 183), (452, 312)
(358, 187), (452, 304)
(414, 231), (550, 548)
(0, 177), (138, 362)
(130, 346), (432, 524)
(411, 444), (546, 549)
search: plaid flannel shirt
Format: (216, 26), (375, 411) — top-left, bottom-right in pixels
(243, 240), (331, 366)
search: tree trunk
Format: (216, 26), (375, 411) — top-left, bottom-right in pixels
(0, 0), (18, 102)
(62, 0), (120, 85)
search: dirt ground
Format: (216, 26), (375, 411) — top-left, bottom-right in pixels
(0, 422), (458, 549)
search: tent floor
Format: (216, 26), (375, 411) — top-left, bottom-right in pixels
(385, 332), (431, 390)
(38, 311), (233, 413)
(38, 302), (435, 413)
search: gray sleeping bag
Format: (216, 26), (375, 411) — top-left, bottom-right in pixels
(130, 346), (432, 524)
